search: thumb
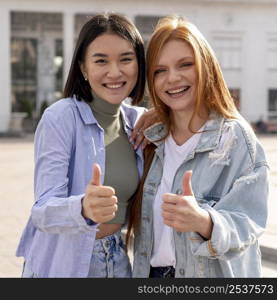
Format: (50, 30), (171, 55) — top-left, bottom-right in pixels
(90, 163), (101, 186)
(182, 170), (193, 196)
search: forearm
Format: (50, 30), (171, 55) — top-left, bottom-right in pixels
(31, 194), (98, 234)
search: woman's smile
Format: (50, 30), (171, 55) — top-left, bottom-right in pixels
(166, 85), (191, 98)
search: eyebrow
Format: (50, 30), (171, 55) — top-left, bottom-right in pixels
(92, 51), (135, 58)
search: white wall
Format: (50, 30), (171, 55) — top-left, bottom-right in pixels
(0, 5), (11, 132)
(1, 0), (277, 132)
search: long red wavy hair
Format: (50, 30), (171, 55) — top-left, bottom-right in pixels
(126, 16), (238, 247)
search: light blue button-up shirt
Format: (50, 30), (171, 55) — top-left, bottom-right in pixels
(16, 96), (145, 277)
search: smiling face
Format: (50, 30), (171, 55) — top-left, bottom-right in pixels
(80, 33), (138, 104)
(153, 39), (197, 115)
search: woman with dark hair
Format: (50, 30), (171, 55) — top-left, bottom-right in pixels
(128, 16), (269, 278)
(16, 13), (146, 278)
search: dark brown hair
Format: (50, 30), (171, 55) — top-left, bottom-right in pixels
(63, 13), (145, 105)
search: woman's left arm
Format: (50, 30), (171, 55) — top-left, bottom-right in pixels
(189, 159), (269, 260)
(163, 124), (269, 260)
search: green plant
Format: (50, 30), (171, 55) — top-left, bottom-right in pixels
(19, 98), (34, 119)
(39, 100), (49, 119)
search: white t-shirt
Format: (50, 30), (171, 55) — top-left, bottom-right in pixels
(150, 122), (230, 267)
(150, 130), (203, 267)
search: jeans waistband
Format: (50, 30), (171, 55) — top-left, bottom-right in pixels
(93, 231), (122, 253)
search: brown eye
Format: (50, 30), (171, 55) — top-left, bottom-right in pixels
(95, 59), (107, 64)
(121, 57), (133, 62)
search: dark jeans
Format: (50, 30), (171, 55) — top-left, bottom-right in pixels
(149, 266), (175, 278)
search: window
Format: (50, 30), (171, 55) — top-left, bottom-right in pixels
(135, 15), (161, 47)
(135, 15), (161, 108)
(11, 38), (37, 118)
(212, 35), (242, 70)
(74, 14), (96, 43)
(268, 89), (277, 120)
(11, 11), (63, 123)
(267, 35), (277, 70)
(229, 88), (240, 111)
(54, 39), (63, 100)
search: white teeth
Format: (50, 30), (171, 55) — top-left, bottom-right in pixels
(167, 87), (189, 94)
(106, 83), (124, 89)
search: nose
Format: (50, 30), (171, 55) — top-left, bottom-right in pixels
(107, 62), (122, 78)
(167, 69), (181, 84)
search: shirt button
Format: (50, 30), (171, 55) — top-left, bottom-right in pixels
(179, 268), (185, 275)
(176, 189), (183, 195)
(141, 252), (147, 257)
(105, 241), (110, 247)
(143, 216), (150, 222)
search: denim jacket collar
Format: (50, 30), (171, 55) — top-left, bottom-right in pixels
(144, 113), (225, 154)
(195, 115), (225, 153)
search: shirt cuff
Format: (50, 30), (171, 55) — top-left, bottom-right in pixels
(85, 217), (97, 226)
(68, 194), (98, 232)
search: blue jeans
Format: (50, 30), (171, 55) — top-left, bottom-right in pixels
(22, 232), (131, 278)
(87, 232), (131, 278)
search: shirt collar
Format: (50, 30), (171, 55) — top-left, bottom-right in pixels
(120, 102), (132, 130)
(73, 96), (98, 125)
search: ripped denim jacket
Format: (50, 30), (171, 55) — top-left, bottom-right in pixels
(133, 114), (269, 278)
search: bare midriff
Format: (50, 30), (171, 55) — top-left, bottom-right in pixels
(96, 223), (122, 239)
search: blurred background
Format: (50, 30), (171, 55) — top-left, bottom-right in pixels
(0, 0), (277, 277)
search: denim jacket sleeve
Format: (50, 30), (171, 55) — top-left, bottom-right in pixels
(31, 107), (97, 234)
(189, 123), (269, 260)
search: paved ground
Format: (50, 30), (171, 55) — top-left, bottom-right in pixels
(257, 134), (277, 265)
(0, 133), (276, 278)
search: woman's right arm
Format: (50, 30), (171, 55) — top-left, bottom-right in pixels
(31, 108), (97, 234)
(130, 107), (160, 149)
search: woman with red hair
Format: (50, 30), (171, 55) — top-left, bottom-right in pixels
(128, 16), (269, 278)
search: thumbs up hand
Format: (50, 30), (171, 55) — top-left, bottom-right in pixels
(161, 170), (213, 239)
(182, 170), (194, 196)
(82, 163), (118, 224)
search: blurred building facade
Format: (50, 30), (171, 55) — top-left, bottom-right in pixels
(1, 0), (277, 133)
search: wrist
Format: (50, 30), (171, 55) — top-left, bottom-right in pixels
(81, 197), (96, 224)
(81, 197), (88, 218)
(197, 209), (213, 240)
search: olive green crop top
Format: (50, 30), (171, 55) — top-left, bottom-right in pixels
(89, 94), (139, 224)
